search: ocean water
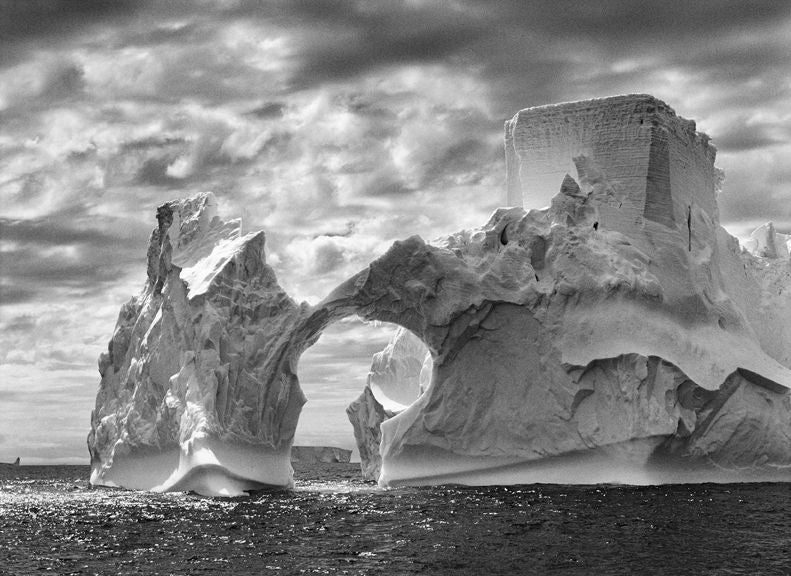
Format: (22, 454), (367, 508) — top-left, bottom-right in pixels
(0, 464), (789, 576)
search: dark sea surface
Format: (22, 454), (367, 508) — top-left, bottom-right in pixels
(0, 464), (789, 576)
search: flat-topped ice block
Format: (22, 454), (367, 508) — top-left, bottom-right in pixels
(505, 94), (720, 230)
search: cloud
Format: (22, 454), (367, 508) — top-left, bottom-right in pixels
(283, 4), (489, 88)
(295, 318), (402, 450)
(715, 124), (789, 153)
(0, 362), (98, 462)
(717, 145), (791, 228)
(0, 0), (789, 460)
(0, 0), (146, 68)
(0, 57), (85, 112)
(0, 213), (149, 305)
(248, 102), (286, 119)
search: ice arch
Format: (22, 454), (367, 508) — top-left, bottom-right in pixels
(88, 192), (791, 497)
(294, 320), (430, 476)
(86, 194), (466, 495)
(87, 194), (552, 495)
(90, 94), (791, 497)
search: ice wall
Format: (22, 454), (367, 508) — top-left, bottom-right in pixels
(505, 94), (719, 222)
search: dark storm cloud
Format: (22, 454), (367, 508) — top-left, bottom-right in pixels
(1, 244), (131, 300)
(0, 0), (143, 39)
(121, 135), (187, 152)
(37, 63), (86, 104)
(477, 0), (791, 41)
(0, 216), (149, 304)
(135, 156), (184, 187)
(245, 0), (790, 98)
(1, 216), (125, 247)
(272, 3), (488, 90)
(422, 138), (502, 188)
(290, 17), (488, 88)
(248, 102), (286, 119)
(714, 123), (790, 153)
(478, 1), (791, 113)
(0, 0), (146, 67)
(105, 20), (204, 50)
(0, 285), (34, 306)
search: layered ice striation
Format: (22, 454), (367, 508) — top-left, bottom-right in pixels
(89, 95), (791, 495)
(356, 94), (790, 485)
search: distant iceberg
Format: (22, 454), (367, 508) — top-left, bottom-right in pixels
(88, 94), (791, 496)
(291, 446), (352, 464)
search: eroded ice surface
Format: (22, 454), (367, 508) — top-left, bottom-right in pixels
(89, 95), (791, 495)
(347, 327), (430, 480)
(88, 193), (308, 496)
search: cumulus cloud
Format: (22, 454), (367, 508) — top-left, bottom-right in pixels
(1, 0), (789, 460)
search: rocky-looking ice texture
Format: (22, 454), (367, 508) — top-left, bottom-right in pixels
(357, 94), (790, 485)
(88, 193), (312, 496)
(89, 94), (791, 495)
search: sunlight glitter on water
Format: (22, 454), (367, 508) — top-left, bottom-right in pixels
(2, 465), (790, 576)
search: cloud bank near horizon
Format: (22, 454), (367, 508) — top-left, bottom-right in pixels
(1, 0), (790, 461)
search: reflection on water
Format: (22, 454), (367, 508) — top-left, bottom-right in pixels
(1, 464), (789, 575)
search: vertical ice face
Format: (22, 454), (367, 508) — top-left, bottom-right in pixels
(89, 192), (312, 496)
(362, 95), (790, 486)
(504, 94), (719, 233)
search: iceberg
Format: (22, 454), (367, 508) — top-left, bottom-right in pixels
(88, 94), (791, 495)
(88, 193), (311, 495)
(290, 446), (352, 464)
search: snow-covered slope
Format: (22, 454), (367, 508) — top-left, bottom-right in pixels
(89, 95), (791, 494)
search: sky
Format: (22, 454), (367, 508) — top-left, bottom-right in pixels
(1, 0), (790, 464)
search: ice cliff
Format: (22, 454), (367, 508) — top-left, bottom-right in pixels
(89, 94), (791, 495)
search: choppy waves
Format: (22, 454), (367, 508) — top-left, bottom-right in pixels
(1, 464), (789, 575)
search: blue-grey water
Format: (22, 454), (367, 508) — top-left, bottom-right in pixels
(0, 464), (789, 575)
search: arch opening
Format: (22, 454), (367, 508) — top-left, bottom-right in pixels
(293, 316), (431, 480)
